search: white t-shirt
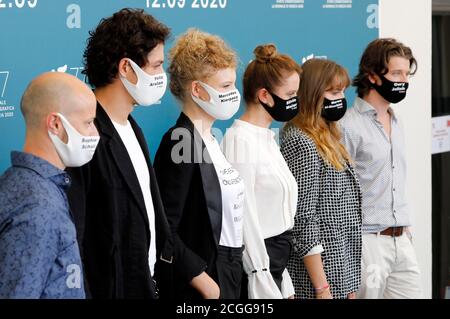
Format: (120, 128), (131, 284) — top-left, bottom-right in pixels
(204, 136), (244, 248)
(112, 120), (156, 276)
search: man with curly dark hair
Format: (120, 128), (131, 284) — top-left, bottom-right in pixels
(67, 8), (174, 299)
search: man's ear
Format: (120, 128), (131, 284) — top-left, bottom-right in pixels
(47, 113), (69, 143)
(47, 113), (61, 135)
(119, 58), (139, 85)
(368, 73), (381, 86)
(118, 58), (130, 78)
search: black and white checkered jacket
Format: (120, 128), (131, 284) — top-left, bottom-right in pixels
(280, 124), (362, 299)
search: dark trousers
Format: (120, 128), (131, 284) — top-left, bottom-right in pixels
(172, 245), (243, 299)
(264, 230), (293, 292)
(215, 245), (244, 299)
(240, 230), (293, 298)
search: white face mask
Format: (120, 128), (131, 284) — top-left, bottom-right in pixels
(120, 58), (167, 106)
(48, 113), (100, 168)
(191, 81), (241, 120)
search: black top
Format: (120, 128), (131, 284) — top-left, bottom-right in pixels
(153, 112), (223, 298)
(67, 102), (173, 299)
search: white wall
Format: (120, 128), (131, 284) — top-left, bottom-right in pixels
(379, 0), (432, 298)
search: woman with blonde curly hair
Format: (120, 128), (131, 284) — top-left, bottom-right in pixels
(154, 28), (244, 299)
(281, 58), (362, 299)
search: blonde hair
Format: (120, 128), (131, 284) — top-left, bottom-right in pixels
(168, 28), (238, 101)
(288, 58), (351, 170)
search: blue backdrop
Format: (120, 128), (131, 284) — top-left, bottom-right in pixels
(0, 0), (379, 173)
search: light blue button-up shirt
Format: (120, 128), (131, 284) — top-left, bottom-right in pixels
(340, 97), (410, 234)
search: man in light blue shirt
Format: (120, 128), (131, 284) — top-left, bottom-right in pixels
(340, 38), (422, 299)
(0, 72), (99, 298)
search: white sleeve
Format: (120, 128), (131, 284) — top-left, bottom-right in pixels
(280, 268), (295, 298)
(241, 192), (283, 299)
(304, 244), (324, 257)
(222, 134), (282, 299)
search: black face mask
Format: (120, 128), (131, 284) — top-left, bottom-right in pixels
(373, 75), (409, 104)
(259, 92), (299, 122)
(321, 97), (347, 122)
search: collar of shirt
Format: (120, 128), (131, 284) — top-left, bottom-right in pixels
(233, 119), (276, 139)
(11, 151), (71, 190)
(354, 97), (398, 123)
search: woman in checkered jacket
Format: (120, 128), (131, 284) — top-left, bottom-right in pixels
(280, 58), (362, 299)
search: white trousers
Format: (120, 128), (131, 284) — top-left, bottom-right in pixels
(357, 232), (423, 299)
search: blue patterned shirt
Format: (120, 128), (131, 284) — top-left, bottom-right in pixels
(0, 151), (85, 299)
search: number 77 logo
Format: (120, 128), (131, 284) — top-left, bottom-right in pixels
(0, 71), (9, 98)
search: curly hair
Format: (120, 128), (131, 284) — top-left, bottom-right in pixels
(243, 44), (302, 104)
(353, 38), (417, 98)
(168, 28), (238, 101)
(83, 8), (170, 88)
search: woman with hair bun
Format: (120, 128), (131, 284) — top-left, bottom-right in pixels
(221, 44), (301, 299)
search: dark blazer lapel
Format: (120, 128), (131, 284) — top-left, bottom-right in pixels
(177, 113), (223, 246)
(96, 104), (150, 241)
(198, 151), (223, 246)
(148, 163), (173, 262)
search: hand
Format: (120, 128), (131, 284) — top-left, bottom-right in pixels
(315, 288), (332, 299)
(190, 272), (220, 299)
(347, 292), (356, 299)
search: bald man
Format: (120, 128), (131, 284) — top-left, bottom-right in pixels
(0, 72), (99, 298)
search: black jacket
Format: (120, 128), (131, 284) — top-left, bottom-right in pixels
(153, 112), (223, 298)
(67, 102), (173, 299)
